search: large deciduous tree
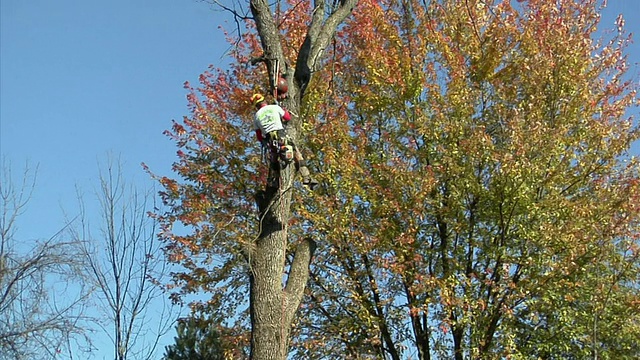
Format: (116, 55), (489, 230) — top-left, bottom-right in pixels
(152, 1), (357, 359)
(296, 0), (640, 358)
(154, 0), (639, 359)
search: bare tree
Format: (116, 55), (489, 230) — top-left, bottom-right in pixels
(71, 159), (176, 360)
(0, 160), (93, 360)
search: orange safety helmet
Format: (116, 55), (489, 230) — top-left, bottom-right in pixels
(250, 93), (265, 106)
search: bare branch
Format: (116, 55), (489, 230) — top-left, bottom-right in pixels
(73, 156), (178, 360)
(0, 160), (93, 359)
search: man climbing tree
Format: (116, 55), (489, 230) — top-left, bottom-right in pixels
(242, 3), (358, 358)
(251, 93), (318, 189)
(151, 1), (358, 359)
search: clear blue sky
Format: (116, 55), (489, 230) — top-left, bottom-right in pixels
(1, 0), (239, 240)
(1, 0), (639, 359)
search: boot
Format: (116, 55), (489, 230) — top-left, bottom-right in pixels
(299, 166), (319, 190)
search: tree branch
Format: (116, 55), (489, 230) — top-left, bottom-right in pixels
(250, 0), (285, 91)
(283, 237), (316, 322)
(295, 0), (358, 97)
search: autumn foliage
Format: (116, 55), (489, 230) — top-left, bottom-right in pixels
(152, 0), (639, 358)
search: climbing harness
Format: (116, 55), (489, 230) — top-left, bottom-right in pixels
(264, 130), (295, 188)
(251, 55), (316, 191)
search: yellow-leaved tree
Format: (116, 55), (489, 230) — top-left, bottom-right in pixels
(153, 0), (639, 359)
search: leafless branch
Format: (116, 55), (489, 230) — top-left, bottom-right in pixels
(0, 160), (93, 359)
(73, 156), (178, 360)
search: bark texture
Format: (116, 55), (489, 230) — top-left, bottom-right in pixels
(247, 1), (357, 359)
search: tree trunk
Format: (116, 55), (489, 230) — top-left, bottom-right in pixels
(249, 183), (317, 358)
(247, 1), (357, 358)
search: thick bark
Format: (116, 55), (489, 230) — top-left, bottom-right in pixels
(247, 1), (358, 359)
(250, 178), (295, 360)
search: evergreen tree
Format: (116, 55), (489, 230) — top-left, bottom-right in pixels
(163, 317), (225, 360)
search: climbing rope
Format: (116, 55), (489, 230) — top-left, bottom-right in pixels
(279, 166), (287, 355)
(273, 58), (280, 105)
(271, 15), (288, 345)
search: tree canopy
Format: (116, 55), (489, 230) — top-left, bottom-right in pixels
(153, 0), (639, 358)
